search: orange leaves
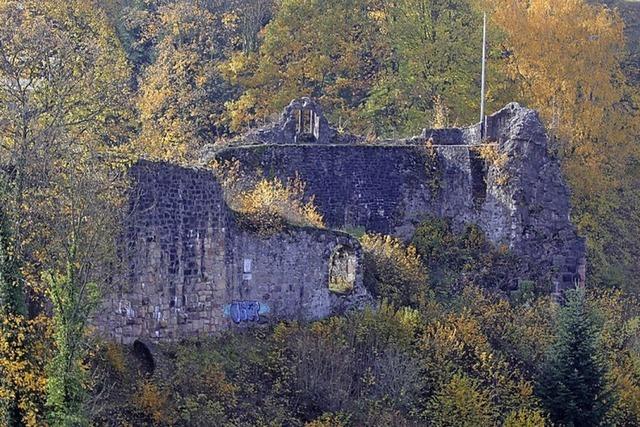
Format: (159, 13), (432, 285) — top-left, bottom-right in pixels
(486, 0), (628, 146)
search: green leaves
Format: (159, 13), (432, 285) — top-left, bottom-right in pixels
(539, 289), (612, 426)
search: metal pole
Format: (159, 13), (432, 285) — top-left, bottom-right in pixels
(480, 12), (487, 138)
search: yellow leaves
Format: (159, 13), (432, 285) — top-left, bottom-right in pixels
(484, 0), (640, 286)
(487, 0), (628, 145)
(235, 176), (324, 234)
(361, 234), (425, 283)
(224, 92), (259, 132)
(360, 233), (428, 307)
(210, 158), (324, 234)
(134, 1), (244, 161)
(134, 379), (176, 426)
(220, 51), (251, 83)
(367, 9), (386, 23)
(474, 144), (510, 185)
(0, 313), (52, 426)
(221, 11), (239, 29)
(223, 0), (386, 133)
(503, 408), (547, 427)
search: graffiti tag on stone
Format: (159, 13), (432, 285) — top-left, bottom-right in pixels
(229, 301), (260, 324)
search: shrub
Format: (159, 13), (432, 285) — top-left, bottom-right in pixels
(134, 379), (176, 426)
(305, 412), (351, 427)
(104, 342), (127, 376)
(360, 234), (428, 307)
(210, 159), (324, 235)
(425, 374), (497, 426)
(236, 177), (324, 234)
(277, 305), (423, 421)
(503, 408), (547, 426)
(412, 218), (522, 295)
(473, 144), (510, 186)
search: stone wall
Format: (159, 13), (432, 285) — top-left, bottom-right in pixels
(96, 161), (368, 344)
(96, 100), (586, 344)
(211, 102), (586, 293)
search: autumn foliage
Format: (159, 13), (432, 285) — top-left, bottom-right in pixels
(0, 0), (639, 424)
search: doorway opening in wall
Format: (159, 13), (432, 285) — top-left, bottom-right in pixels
(329, 245), (356, 294)
(469, 149), (488, 209)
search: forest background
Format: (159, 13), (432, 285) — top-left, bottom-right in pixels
(1, 0), (640, 425)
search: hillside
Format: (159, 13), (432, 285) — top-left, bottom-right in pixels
(0, 1), (639, 426)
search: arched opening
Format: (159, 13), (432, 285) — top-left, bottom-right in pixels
(133, 339), (155, 375)
(329, 245), (357, 294)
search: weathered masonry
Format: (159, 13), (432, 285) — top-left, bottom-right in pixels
(96, 98), (586, 344)
(211, 99), (586, 292)
(97, 162), (368, 344)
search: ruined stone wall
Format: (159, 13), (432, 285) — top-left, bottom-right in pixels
(212, 103), (586, 292)
(216, 145), (442, 237)
(96, 161), (367, 344)
(96, 101), (586, 344)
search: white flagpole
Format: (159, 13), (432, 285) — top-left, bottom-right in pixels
(480, 12), (487, 138)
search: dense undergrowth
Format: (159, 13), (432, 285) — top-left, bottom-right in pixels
(89, 289), (639, 426)
(86, 224), (640, 427)
(1, 0), (640, 425)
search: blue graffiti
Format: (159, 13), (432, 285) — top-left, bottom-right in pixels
(229, 301), (261, 324)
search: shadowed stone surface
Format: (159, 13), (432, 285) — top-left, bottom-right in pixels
(211, 102), (586, 292)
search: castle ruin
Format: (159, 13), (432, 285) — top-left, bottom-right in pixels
(96, 98), (586, 344)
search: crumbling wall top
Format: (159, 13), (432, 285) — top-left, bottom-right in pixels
(244, 97), (337, 145)
(280, 97), (333, 144)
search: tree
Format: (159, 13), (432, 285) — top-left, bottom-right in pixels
(363, 0), (513, 135)
(0, 178), (25, 317)
(587, 289), (640, 425)
(539, 289), (611, 426)
(0, 0), (131, 279)
(135, 0), (244, 161)
(224, 0), (388, 134)
(503, 408), (547, 427)
(0, 177), (31, 426)
(233, 0), (274, 53)
(485, 0), (640, 289)
(0, 0), (131, 423)
(486, 0), (628, 148)
(42, 155), (124, 425)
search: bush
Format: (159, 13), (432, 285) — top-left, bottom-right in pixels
(134, 379), (176, 426)
(211, 159), (324, 235)
(425, 374), (497, 427)
(276, 304), (423, 421)
(412, 218), (522, 295)
(503, 408), (547, 426)
(360, 234), (429, 307)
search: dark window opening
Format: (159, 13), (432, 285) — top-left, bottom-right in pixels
(295, 108), (318, 142)
(470, 150), (488, 209)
